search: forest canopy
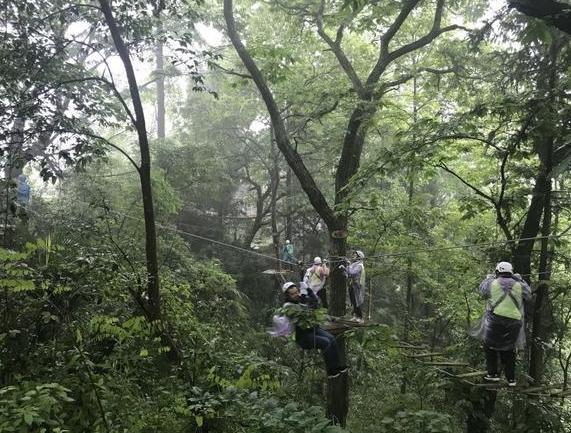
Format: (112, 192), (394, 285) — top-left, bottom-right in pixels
(1, 0), (570, 432)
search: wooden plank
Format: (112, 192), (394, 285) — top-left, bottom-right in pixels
(454, 371), (488, 379)
(423, 362), (469, 367)
(392, 344), (428, 350)
(405, 352), (444, 359)
(261, 269), (288, 275)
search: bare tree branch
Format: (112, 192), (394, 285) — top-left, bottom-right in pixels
(315, 0), (365, 97)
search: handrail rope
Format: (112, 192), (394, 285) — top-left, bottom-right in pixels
(21, 202), (571, 273)
(331, 232), (571, 262)
(23, 204), (299, 267)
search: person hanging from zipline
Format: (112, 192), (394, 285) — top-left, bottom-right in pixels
(270, 281), (347, 379)
(476, 261), (531, 386)
(303, 257), (330, 308)
(340, 250), (366, 323)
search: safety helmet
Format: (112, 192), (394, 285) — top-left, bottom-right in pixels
(282, 281), (297, 293)
(354, 250), (365, 260)
(314, 257), (322, 265)
(285, 239), (290, 244)
(495, 261), (513, 274)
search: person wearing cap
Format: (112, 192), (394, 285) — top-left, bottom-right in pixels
(280, 281), (346, 379)
(478, 261), (531, 386)
(303, 257), (330, 308)
(340, 250), (366, 323)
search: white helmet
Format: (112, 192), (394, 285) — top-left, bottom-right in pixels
(285, 239), (290, 244)
(354, 250), (365, 260)
(495, 261), (513, 274)
(282, 281), (297, 293)
(313, 257), (322, 265)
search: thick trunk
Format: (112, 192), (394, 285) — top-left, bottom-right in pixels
(508, 0), (571, 35)
(270, 133), (281, 271)
(527, 39), (560, 383)
(465, 388), (497, 433)
(326, 230), (349, 426)
(285, 167), (293, 241)
(511, 171), (549, 281)
(529, 162), (552, 382)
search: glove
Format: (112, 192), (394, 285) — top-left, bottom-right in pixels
(338, 265), (346, 270)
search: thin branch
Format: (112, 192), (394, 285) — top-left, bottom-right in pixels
(315, 0), (365, 97)
(53, 77), (136, 125)
(50, 128), (140, 171)
(437, 161), (496, 204)
(210, 62), (252, 79)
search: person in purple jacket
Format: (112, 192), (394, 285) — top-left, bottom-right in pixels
(479, 261), (531, 386)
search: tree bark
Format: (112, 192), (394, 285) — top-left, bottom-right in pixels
(156, 38), (166, 140)
(223, 0), (458, 425)
(508, 0), (571, 35)
(99, 0), (161, 321)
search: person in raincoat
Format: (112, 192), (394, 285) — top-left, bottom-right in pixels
(478, 261), (531, 386)
(303, 257), (330, 308)
(340, 250), (366, 323)
(282, 239), (295, 263)
(272, 282), (346, 379)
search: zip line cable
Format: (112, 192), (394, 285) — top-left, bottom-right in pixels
(355, 233), (571, 262)
(21, 202), (571, 271)
(23, 204), (299, 267)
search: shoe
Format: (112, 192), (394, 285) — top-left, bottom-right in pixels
(356, 318), (364, 324)
(484, 374), (500, 382)
(507, 380), (517, 387)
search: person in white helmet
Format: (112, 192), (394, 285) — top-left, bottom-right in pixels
(478, 261), (531, 386)
(277, 282), (346, 378)
(281, 239), (295, 264)
(303, 257), (330, 308)
(341, 250), (366, 323)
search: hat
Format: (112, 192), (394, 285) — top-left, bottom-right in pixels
(495, 261), (513, 274)
(282, 281), (297, 293)
(314, 257), (322, 265)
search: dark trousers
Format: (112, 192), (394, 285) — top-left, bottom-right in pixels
(296, 327), (340, 375)
(349, 286), (363, 318)
(485, 345), (515, 381)
(317, 289), (328, 309)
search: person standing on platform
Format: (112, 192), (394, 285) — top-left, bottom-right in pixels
(478, 261), (531, 386)
(303, 257), (330, 308)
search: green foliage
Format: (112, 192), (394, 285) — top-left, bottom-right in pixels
(0, 383), (74, 433)
(277, 305), (328, 329)
(379, 410), (455, 433)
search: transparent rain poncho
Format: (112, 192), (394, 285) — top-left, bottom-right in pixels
(470, 274), (531, 351)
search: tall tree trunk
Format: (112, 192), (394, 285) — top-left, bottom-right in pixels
(285, 167), (293, 241)
(99, 0), (161, 321)
(156, 38), (165, 140)
(2, 117), (25, 249)
(270, 130), (281, 271)
(527, 37), (560, 383)
(327, 230), (349, 424)
(529, 148), (553, 382)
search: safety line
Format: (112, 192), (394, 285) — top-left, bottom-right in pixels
(20, 202), (571, 270)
